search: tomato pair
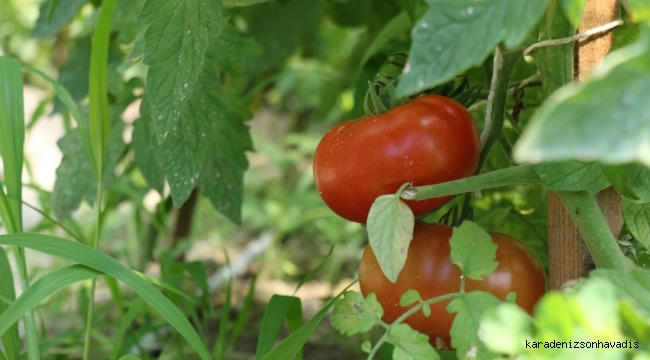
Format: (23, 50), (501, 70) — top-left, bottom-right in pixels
(359, 222), (546, 347)
(313, 95), (480, 223)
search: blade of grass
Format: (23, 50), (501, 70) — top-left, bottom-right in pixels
(255, 295), (303, 360)
(0, 233), (213, 360)
(293, 245), (333, 295)
(0, 56), (39, 360)
(110, 296), (146, 360)
(0, 247), (20, 360)
(226, 275), (257, 355)
(215, 250), (233, 359)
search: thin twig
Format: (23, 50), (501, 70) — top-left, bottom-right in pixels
(523, 19), (623, 57)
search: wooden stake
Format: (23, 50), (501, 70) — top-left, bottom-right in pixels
(548, 0), (620, 290)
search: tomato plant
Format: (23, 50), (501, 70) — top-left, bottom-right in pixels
(359, 222), (546, 347)
(313, 95), (480, 223)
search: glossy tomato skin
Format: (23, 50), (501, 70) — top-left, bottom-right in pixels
(359, 222), (546, 347)
(313, 95), (480, 223)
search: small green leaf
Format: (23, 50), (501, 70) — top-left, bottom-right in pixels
(256, 295), (303, 359)
(397, 0), (546, 96)
(367, 191), (415, 283)
(623, 198), (650, 250)
(480, 303), (534, 355)
(448, 291), (501, 360)
(535, 161), (610, 196)
(400, 289), (421, 307)
(331, 292), (383, 336)
(601, 164), (639, 200)
(514, 29), (650, 167)
(450, 221), (498, 280)
(31, 0), (87, 38)
(505, 292), (517, 304)
(361, 341), (372, 354)
(561, 0), (588, 28)
(422, 303), (431, 318)
(389, 323), (439, 360)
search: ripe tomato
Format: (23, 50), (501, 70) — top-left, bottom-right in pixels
(359, 222), (546, 347)
(313, 95), (480, 223)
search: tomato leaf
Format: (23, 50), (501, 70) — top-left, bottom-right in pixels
(622, 0), (650, 23)
(137, 16), (252, 222)
(561, 0), (588, 28)
(534, 161), (610, 196)
(32, 0), (87, 38)
(480, 303), (533, 356)
(450, 221), (498, 281)
(593, 268), (650, 314)
(397, 0), (546, 96)
(514, 29), (650, 167)
(52, 113), (126, 219)
(330, 291), (383, 336)
(399, 289), (422, 307)
(367, 193), (415, 283)
(448, 291), (501, 360)
(388, 323), (439, 360)
(132, 117), (165, 194)
(600, 164), (640, 200)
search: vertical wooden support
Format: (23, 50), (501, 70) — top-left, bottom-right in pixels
(548, 0), (620, 290)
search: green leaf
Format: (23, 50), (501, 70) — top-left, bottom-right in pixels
(361, 341), (372, 353)
(256, 295), (303, 360)
(360, 10), (414, 69)
(138, 0), (223, 203)
(118, 355), (143, 360)
(0, 233), (212, 360)
(294, 245), (333, 294)
(131, 117), (165, 194)
(600, 164), (639, 200)
(111, 297), (146, 360)
(514, 29), (650, 167)
(331, 292), (383, 336)
(367, 192), (415, 283)
(397, 0), (546, 96)
(450, 221), (498, 281)
(0, 57), (24, 233)
(52, 114), (126, 219)
(223, 0), (273, 7)
(0, 248), (20, 360)
(0, 265), (102, 340)
(31, 0), (87, 38)
(400, 289), (422, 307)
(535, 161), (610, 196)
(480, 303), (534, 355)
(561, 0), (588, 28)
(592, 268), (650, 318)
(50, 36), (91, 115)
(448, 291), (501, 360)
(623, 198), (650, 250)
(389, 323), (439, 360)
(623, 0), (650, 23)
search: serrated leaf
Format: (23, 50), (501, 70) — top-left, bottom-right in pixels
(448, 291), (501, 360)
(52, 113), (126, 219)
(534, 161), (610, 196)
(367, 194), (415, 283)
(400, 289), (421, 307)
(601, 164), (639, 200)
(480, 303), (533, 355)
(623, 0), (650, 23)
(629, 164), (650, 202)
(389, 323), (439, 360)
(132, 117), (165, 194)
(450, 221), (498, 280)
(330, 292), (383, 336)
(514, 29), (650, 167)
(138, 0), (223, 205)
(31, 0), (87, 38)
(561, 0), (588, 28)
(622, 199), (650, 250)
(397, 0), (546, 96)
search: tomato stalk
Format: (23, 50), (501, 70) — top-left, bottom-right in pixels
(401, 164), (542, 201)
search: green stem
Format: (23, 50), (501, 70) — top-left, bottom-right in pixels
(14, 250), (40, 360)
(476, 47), (522, 173)
(557, 191), (634, 270)
(402, 164), (542, 201)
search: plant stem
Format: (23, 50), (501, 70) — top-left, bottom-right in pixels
(476, 47), (522, 173)
(557, 191), (634, 270)
(401, 164), (542, 201)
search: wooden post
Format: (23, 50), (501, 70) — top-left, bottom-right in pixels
(548, 0), (621, 290)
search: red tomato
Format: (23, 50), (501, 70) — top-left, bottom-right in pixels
(359, 222), (546, 347)
(313, 95), (480, 223)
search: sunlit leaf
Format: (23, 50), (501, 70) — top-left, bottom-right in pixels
(450, 221), (498, 281)
(331, 292), (383, 336)
(389, 323), (439, 360)
(535, 161), (610, 196)
(448, 291), (501, 360)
